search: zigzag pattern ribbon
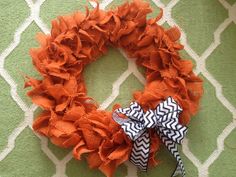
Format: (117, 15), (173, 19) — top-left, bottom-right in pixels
(113, 97), (187, 177)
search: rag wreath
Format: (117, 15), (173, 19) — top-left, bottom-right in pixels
(25, 0), (203, 177)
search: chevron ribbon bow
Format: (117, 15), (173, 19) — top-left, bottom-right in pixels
(112, 97), (188, 177)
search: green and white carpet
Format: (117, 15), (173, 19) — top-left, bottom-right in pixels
(0, 0), (236, 177)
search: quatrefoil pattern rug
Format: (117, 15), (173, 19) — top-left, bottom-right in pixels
(0, 0), (236, 177)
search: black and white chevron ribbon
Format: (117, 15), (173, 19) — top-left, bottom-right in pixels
(113, 97), (187, 177)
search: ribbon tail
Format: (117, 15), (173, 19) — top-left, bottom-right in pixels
(157, 129), (186, 177)
(172, 162), (184, 177)
(130, 131), (150, 171)
(112, 112), (130, 125)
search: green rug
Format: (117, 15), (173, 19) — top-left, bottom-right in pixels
(0, 0), (236, 177)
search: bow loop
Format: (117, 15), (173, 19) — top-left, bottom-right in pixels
(154, 97), (183, 121)
(121, 120), (145, 141)
(128, 102), (144, 121)
(113, 102), (146, 141)
(115, 102), (144, 121)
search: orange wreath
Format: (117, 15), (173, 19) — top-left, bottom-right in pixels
(25, 0), (203, 176)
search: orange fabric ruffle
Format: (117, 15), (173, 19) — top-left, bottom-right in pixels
(25, 0), (203, 176)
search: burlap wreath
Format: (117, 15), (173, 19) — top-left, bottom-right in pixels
(25, 0), (203, 176)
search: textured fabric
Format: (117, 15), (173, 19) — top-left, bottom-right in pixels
(0, 0), (236, 177)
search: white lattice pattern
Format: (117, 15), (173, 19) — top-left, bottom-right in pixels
(0, 0), (236, 177)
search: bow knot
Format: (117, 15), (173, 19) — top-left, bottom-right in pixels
(113, 97), (187, 177)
